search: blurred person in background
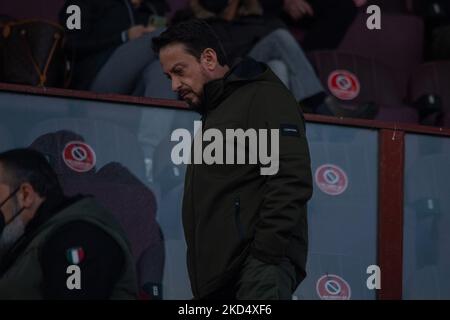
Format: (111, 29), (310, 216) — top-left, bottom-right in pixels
(263, 0), (359, 51)
(60, 0), (175, 99)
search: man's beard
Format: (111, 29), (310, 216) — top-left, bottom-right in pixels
(0, 216), (25, 259)
(178, 91), (205, 113)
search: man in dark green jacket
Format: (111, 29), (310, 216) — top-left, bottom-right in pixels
(0, 149), (137, 299)
(153, 19), (313, 300)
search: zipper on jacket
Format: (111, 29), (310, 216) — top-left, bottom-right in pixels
(189, 123), (208, 297)
(234, 197), (245, 240)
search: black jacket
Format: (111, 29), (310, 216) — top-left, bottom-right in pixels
(182, 58), (313, 298)
(60, 0), (169, 89)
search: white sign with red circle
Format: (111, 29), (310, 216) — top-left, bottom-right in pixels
(316, 274), (351, 300)
(62, 141), (96, 173)
(315, 164), (348, 196)
(328, 70), (360, 101)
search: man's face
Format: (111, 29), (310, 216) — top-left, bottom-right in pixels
(160, 43), (213, 108)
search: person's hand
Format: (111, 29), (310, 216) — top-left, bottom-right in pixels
(127, 25), (156, 40)
(283, 0), (314, 20)
(222, 0), (241, 21)
(131, 0), (143, 9)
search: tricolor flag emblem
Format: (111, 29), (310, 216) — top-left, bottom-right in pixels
(66, 247), (85, 265)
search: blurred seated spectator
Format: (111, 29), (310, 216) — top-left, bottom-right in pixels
(260, 0), (359, 51)
(60, 0), (176, 99)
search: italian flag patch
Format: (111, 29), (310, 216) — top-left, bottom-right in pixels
(66, 247), (85, 265)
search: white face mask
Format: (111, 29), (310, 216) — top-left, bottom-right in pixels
(0, 187), (25, 258)
(0, 187), (24, 237)
(0, 215), (25, 259)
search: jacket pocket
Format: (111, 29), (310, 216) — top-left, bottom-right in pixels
(234, 196), (245, 240)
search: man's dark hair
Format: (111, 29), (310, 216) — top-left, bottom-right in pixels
(152, 19), (228, 66)
(0, 148), (63, 199)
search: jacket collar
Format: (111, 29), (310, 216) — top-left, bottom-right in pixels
(199, 57), (268, 116)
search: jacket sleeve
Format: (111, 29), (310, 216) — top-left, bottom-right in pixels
(59, 0), (124, 55)
(247, 83), (313, 264)
(39, 221), (128, 299)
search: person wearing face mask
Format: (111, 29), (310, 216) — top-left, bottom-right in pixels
(0, 149), (137, 299)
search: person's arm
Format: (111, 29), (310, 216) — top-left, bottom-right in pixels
(190, 0), (216, 19)
(222, 0), (241, 21)
(283, 0), (314, 20)
(248, 84), (313, 264)
(39, 221), (131, 299)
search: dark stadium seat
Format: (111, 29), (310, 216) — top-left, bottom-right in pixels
(29, 130), (164, 299)
(26, 118), (147, 182)
(28, 130), (96, 177)
(339, 12), (424, 73)
(366, 0), (413, 13)
(308, 50), (418, 123)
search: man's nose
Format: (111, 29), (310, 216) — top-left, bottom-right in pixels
(171, 77), (181, 92)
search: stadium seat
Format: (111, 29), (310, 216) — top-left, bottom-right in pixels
(308, 50), (418, 123)
(30, 130), (164, 298)
(339, 12), (424, 73)
(26, 118), (147, 182)
(29, 130), (96, 177)
(366, 0), (413, 13)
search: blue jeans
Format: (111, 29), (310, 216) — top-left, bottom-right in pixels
(90, 28), (176, 100)
(248, 29), (324, 101)
(88, 29), (177, 158)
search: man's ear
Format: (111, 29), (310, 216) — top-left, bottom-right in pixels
(201, 48), (219, 71)
(17, 182), (38, 209)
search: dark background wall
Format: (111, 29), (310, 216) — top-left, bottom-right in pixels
(0, 0), (64, 22)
